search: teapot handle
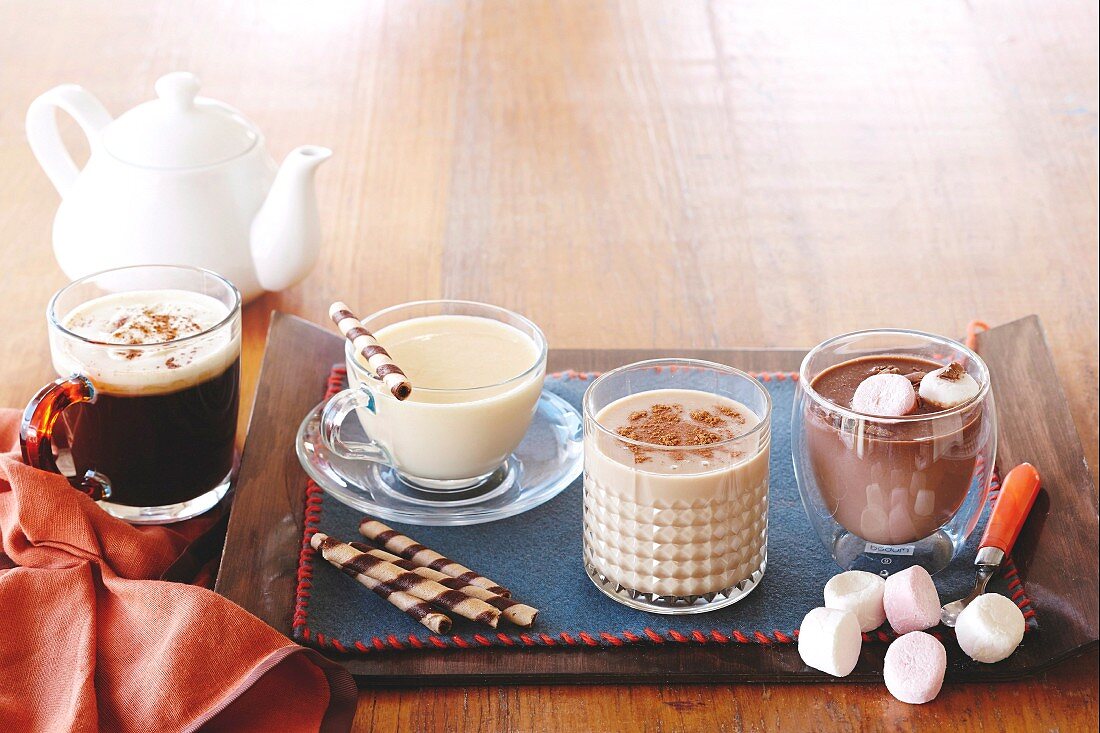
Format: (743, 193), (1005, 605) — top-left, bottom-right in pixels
(26, 84), (112, 197)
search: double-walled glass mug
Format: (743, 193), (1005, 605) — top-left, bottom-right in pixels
(319, 300), (547, 494)
(582, 359), (771, 614)
(792, 329), (997, 575)
(21, 265), (241, 524)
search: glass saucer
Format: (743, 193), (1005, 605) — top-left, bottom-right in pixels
(295, 389), (583, 525)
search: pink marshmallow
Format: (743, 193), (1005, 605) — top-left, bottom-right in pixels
(851, 373), (917, 417)
(884, 565), (940, 634)
(884, 631), (947, 704)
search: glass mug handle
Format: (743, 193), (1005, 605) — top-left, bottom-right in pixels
(19, 375), (112, 500)
(319, 387), (392, 464)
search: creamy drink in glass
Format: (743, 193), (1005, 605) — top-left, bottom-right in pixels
(320, 301), (547, 491)
(582, 359), (771, 614)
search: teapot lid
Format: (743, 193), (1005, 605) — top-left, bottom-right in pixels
(101, 72), (259, 168)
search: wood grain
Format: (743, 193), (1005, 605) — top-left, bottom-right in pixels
(0, 0), (1096, 730)
(218, 315), (1096, 687)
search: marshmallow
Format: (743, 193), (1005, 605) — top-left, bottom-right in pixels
(914, 489), (935, 517)
(824, 571), (887, 632)
(851, 373), (918, 417)
(798, 607), (862, 677)
(883, 631), (947, 704)
(955, 593), (1025, 663)
(860, 506), (889, 538)
(888, 504), (918, 544)
(918, 362), (980, 409)
(884, 566), (941, 634)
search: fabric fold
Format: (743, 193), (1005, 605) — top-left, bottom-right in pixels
(0, 409), (355, 732)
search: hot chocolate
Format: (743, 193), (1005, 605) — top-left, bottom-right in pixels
(805, 355), (984, 545)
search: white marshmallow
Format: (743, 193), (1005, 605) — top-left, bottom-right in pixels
(914, 489), (935, 517)
(918, 363), (980, 409)
(860, 506), (889, 538)
(887, 505), (918, 545)
(852, 373), (918, 417)
(955, 593), (1025, 663)
(866, 483), (887, 511)
(798, 607), (862, 677)
(824, 571), (887, 632)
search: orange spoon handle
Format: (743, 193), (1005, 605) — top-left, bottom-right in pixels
(982, 463), (1041, 554)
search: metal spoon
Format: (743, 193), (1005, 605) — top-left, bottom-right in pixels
(940, 462), (1041, 627)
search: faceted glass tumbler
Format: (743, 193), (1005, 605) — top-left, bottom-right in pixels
(582, 359), (771, 614)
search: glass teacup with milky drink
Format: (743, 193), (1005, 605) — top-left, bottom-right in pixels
(320, 301), (547, 492)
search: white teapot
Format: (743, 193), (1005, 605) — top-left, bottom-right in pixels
(27, 72), (331, 301)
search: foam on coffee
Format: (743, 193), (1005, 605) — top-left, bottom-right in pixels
(53, 289), (239, 396)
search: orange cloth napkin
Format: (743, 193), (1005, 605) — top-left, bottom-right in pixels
(0, 410), (356, 732)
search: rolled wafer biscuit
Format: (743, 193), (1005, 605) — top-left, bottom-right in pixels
(359, 519), (512, 597)
(329, 302), (412, 401)
(311, 533), (500, 627)
(351, 542), (539, 627)
(325, 552), (451, 633)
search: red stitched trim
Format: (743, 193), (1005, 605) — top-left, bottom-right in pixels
(294, 367), (1040, 654)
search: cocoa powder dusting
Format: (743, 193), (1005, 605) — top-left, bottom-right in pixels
(716, 404), (746, 424)
(615, 402), (742, 463)
(109, 307), (203, 345)
(101, 307), (208, 370)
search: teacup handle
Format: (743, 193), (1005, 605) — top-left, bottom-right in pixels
(20, 375), (112, 500)
(320, 387), (392, 464)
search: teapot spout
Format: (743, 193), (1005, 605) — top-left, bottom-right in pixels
(250, 145), (332, 292)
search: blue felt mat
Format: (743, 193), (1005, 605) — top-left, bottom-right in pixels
(294, 371), (1036, 653)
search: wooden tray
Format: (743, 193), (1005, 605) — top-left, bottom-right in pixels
(215, 313), (1098, 685)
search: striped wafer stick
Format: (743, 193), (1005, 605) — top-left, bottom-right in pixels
(326, 553), (451, 633)
(328, 302), (412, 401)
(351, 542), (539, 627)
(359, 519), (513, 597)
(311, 533), (500, 627)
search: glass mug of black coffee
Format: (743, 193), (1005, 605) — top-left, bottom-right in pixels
(20, 265), (241, 524)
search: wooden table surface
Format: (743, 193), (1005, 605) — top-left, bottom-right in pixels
(1, 1), (1096, 730)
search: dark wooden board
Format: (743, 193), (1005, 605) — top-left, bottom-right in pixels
(215, 313), (1098, 685)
